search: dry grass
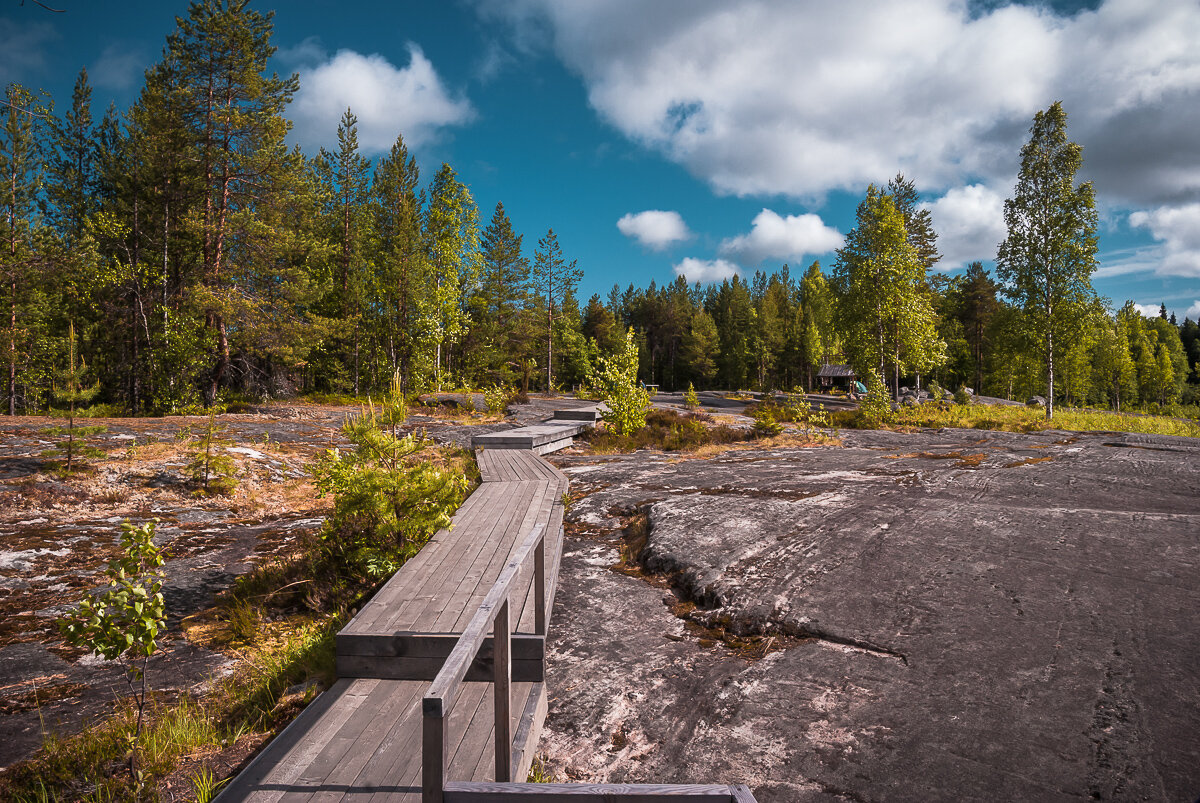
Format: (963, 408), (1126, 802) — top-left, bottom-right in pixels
(841, 401), (1200, 439)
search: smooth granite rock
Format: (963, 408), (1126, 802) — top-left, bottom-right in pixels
(541, 428), (1200, 802)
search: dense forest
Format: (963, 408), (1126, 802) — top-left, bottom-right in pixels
(2, 1), (1197, 417)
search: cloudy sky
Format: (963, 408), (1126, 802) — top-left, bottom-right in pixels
(4, 0), (1199, 319)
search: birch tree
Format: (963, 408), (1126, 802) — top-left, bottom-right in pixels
(996, 101), (1098, 419)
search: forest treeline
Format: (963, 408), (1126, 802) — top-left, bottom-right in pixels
(2, 1), (1198, 417)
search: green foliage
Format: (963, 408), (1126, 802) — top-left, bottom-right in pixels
(59, 520), (166, 662)
(887, 401), (1200, 438)
(591, 328), (651, 437)
(188, 409), (237, 496)
(833, 185), (945, 395)
(683, 382), (701, 410)
(996, 102), (1098, 419)
(59, 520), (167, 782)
(954, 386), (972, 406)
(751, 406), (783, 438)
(313, 402), (469, 585)
(584, 408), (748, 453)
(191, 766), (229, 802)
(50, 322), (102, 473)
(483, 382), (514, 414)
(781, 393), (831, 436)
(856, 371), (894, 428)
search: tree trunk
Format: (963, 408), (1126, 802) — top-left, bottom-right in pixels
(1046, 327), (1054, 420)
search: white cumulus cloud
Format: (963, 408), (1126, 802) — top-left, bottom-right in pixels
(1129, 203), (1200, 278)
(491, 0), (1200, 209)
(289, 45), (474, 154)
(1185, 300), (1200, 320)
(617, 210), (691, 250)
(718, 209), (842, 267)
(922, 184), (1007, 270)
(673, 257), (740, 284)
(1132, 303), (1163, 318)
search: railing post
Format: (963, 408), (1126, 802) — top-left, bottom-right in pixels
(422, 699), (445, 803)
(493, 598), (512, 782)
(534, 530), (546, 636)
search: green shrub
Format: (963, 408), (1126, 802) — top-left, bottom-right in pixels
(954, 386), (972, 406)
(312, 402), (469, 584)
(683, 382), (701, 410)
(751, 406), (783, 438)
(59, 520), (167, 784)
(584, 408), (747, 453)
(484, 383), (514, 414)
(591, 328), (651, 437)
(856, 371), (894, 428)
(188, 409), (237, 496)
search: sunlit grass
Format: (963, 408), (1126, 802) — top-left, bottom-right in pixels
(842, 401), (1200, 438)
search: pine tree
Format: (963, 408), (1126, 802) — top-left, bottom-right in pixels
(996, 102), (1098, 419)
(166, 0), (299, 404)
(53, 321), (102, 472)
(1, 83), (50, 415)
(886, 172), (940, 271)
(314, 108), (372, 393)
(956, 262), (1000, 393)
(529, 228), (582, 393)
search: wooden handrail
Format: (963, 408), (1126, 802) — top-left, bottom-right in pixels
(424, 523), (547, 803)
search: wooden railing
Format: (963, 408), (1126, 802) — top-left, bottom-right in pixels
(420, 522), (758, 802)
(423, 523), (547, 802)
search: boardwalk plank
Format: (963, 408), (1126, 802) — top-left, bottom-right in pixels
(397, 480), (541, 633)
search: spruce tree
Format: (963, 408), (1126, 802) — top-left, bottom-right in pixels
(474, 202), (530, 382)
(372, 133), (424, 394)
(424, 164), (481, 390)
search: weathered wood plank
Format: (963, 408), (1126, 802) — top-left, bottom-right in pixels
(509, 682), (547, 783)
(431, 482), (551, 633)
(416, 484), (542, 636)
(342, 482), (505, 635)
(492, 600), (512, 782)
(372, 480), (539, 635)
(425, 523), (545, 712)
(281, 679), (423, 803)
(444, 784), (739, 801)
(213, 679), (378, 802)
(335, 629), (543, 683)
(338, 632), (543, 659)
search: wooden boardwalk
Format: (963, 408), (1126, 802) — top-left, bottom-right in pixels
(217, 421), (570, 802)
(217, 408), (756, 802)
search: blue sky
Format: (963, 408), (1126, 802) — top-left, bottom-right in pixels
(4, 0), (1200, 320)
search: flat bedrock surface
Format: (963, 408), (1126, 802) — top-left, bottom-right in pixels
(541, 428), (1200, 802)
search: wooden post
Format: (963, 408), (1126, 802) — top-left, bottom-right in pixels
(534, 531), (546, 636)
(423, 699), (445, 803)
(493, 598), (512, 782)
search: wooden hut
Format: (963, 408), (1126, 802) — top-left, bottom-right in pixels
(817, 363), (856, 391)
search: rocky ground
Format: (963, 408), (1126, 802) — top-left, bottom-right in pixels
(541, 427), (1200, 802)
(0, 398), (520, 771)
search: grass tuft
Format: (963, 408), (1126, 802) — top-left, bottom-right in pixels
(836, 401), (1200, 438)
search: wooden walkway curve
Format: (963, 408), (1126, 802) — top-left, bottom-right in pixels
(216, 407), (756, 802)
